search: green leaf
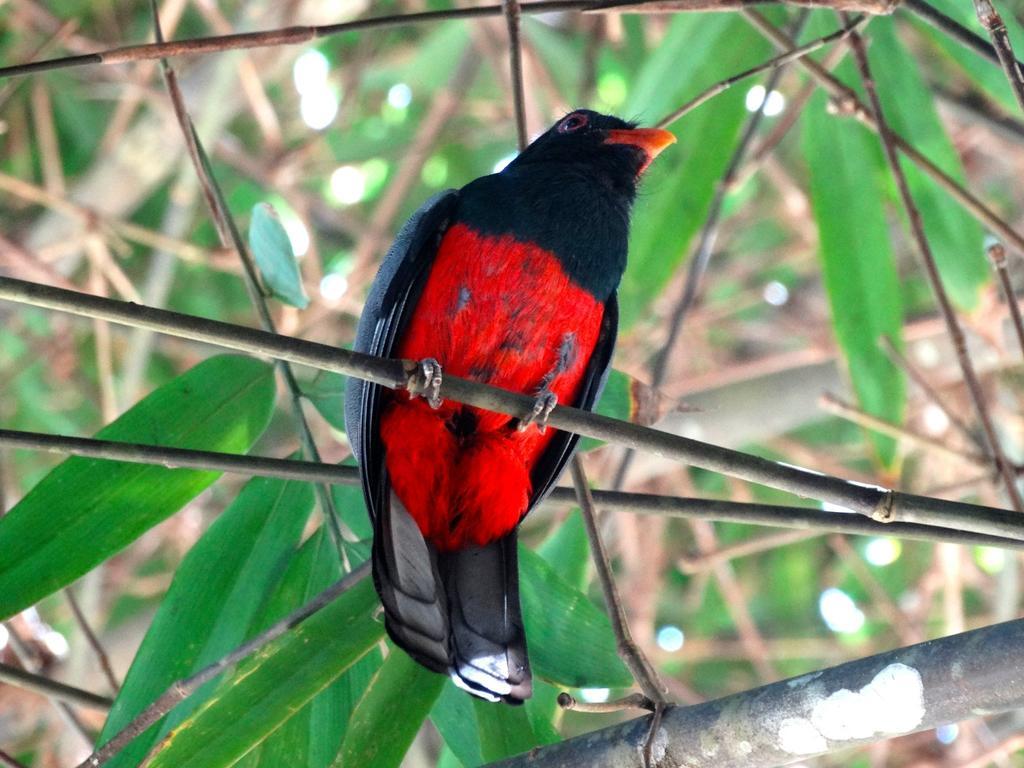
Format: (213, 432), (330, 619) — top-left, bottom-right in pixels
(802, 82), (905, 466)
(303, 370), (348, 432)
(621, 15), (770, 328)
(249, 202), (310, 309)
(335, 648), (446, 768)
(0, 355), (276, 620)
(580, 368), (674, 452)
(868, 20), (988, 309)
(520, 547), (631, 688)
(537, 510), (589, 593)
(100, 476), (315, 768)
(473, 695), (559, 763)
(145, 575), (383, 768)
(241, 530), (383, 768)
(432, 682), (485, 768)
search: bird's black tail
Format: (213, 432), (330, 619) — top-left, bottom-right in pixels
(439, 534), (532, 704)
(373, 493), (532, 703)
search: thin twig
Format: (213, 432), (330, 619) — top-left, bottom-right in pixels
(570, 456), (668, 768)
(677, 528), (818, 573)
(558, 691), (655, 713)
(2, 427), (1023, 547)
(971, 0), (1024, 113)
(3, 276), (1022, 539)
(847, 26), (1024, 513)
(818, 391), (987, 467)
(64, 585), (120, 693)
(654, 13), (858, 128)
(743, 8), (1024, 256)
(0, 661), (114, 710)
(879, 335), (983, 453)
(150, 2), (346, 551)
(75, 562), (370, 768)
(0, 0), (897, 81)
(988, 242), (1024, 358)
(502, 0), (529, 151)
(902, 0), (1014, 67)
(0, 750), (29, 768)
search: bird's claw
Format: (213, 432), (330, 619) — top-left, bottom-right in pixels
(406, 357), (443, 409)
(517, 391), (557, 434)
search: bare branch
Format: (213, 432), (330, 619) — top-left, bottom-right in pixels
(502, 0), (529, 151)
(0, 0), (901, 81)
(64, 585), (120, 693)
(490, 617), (1024, 766)
(1, 276), (1021, 540)
(970, 0), (1024, 112)
(0, 661), (114, 710)
(3, 427), (1023, 548)
(988, 242), (1024, 358)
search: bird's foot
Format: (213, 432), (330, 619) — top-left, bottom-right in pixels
(517, 390), (557, 434)
(406, 357), (443, 409)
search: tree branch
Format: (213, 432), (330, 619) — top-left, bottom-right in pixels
(0, 661), (114, 710)
(2, 427), (1022, 548)
(489, 617), (1024, 766)
(1, 275), (1021, 540)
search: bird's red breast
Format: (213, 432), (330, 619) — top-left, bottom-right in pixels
(380, 222), (604, 551)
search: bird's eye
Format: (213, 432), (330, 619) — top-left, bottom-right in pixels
(557, 113), (589, 133)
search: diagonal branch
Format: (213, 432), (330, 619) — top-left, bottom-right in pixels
(0, 661), (114, 710)
(971, 0), (1024, 113)
(489, 617), (1024, 767)
(1, 275), (1021, 540)
(76, 562), (370, 768)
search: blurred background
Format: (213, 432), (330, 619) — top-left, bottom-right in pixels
(2, 0), (1024, 765)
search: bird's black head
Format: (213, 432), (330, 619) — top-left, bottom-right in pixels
(457, 110), (674, 299)
(506, 109), (675, 198)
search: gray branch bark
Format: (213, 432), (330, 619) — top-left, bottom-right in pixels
(491, 618), (1024, 767)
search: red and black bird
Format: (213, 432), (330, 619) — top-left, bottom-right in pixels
(346, 110), (674, 703)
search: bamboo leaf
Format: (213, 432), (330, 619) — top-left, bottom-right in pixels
(144, 576), (382, 768)
(802, 82), (905, 466)
(868, 19), (988, 309)
(0, 355), (276, 620)
(249, 202), (310, 309)
(622, 15), (770, 328)
(239, 531), (383, 768)
(335, 647), (446, 768)
(520, 547), (631, 688)
(100, 476), (315, 768)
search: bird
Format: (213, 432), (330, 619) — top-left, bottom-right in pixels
(345, 110), (674, 704)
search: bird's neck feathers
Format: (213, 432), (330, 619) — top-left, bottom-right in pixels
(457, 164), (634, 301)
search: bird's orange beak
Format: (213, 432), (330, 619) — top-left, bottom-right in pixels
(604, 128), (676, 174)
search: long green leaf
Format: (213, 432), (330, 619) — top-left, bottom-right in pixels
(335, 648), (446, 768)
(802, 81), (905, 466)
(100, 476), (314, 768)
(145, 576), (382, 768)
(432, 681), (486, 768)
(473, 695), (559, 763)
(868, 19), (987, 309)
(520, 547), (631, 688)
(621, 15), (770, 328)
(239, 530), (383, 768)
(0, 355), (276, 619)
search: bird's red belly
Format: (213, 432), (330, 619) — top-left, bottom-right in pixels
(380, 223), (604, 550)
